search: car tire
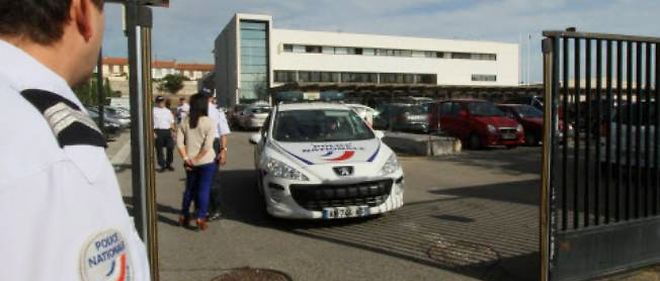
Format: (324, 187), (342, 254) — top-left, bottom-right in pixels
(525, 132), (538, 146)
(467, 133), (482, 150)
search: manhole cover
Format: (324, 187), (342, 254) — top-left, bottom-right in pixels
(427, 238), (500, 268)
(210, 267), (292, 281)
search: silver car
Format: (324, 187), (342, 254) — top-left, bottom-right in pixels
(240, 103), (272, 130)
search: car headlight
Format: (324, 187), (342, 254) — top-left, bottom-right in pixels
(379, 154), (401, 175)
(516, 124), (524, 132)
(487, 124), (497, 133)
(263, 157), (309, 181)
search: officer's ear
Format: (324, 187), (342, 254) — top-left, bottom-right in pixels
(71, 0), (101, 42)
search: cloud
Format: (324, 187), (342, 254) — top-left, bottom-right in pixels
(102, 0), (660, 82)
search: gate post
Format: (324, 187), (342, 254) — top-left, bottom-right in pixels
(540, 37), (557, 281)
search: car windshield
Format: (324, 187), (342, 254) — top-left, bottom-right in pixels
(516, 105), (543, 118)
(409, 103), (430, 115)
(273, 109), (375, 142)
(467, 102), (504, 117)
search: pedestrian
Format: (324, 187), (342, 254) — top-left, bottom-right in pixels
(203, 92), (231, 221)
(176, 93), (218, 231)
(176, 96), (190, 123)
(154, 95), (176, 172)
(0, 0), (150, 280)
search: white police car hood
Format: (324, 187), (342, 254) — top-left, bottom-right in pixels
(274, 139), (382, 165)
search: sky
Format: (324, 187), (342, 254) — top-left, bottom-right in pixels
(102, 0), (660, 83)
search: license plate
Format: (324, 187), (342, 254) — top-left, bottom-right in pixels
(501, 133), (516, 140)
(322, 206), (369, 219)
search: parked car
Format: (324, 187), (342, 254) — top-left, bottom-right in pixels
(600, 101), (656, 167)
(248, 102), (403, 219)
(86, 106), (130, 129)
(227, 104), (248, 128)
(239, 103), (272, 130)
(502, 95), (544, 111)
(346, 103), (377, 127)
(373, 103), (430, 133)
(430, 99), (524, 149)
(86, 108), (122, 137)
(497, 104), (543, 146)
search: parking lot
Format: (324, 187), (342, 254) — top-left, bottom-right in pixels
(111, 131), (541, 281)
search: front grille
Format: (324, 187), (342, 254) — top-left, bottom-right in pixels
(499, 127), (517, 134)
(290, 179), (393, 211)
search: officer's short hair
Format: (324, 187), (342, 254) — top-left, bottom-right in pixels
(0, 0), (104, 45)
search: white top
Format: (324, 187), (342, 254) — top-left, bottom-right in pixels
(153, 106), (174, 129)
(0, 40), (150, 280)
(176, 102), (189, 123)
(207, 103), (231, 138)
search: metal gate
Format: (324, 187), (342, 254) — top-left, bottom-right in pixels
(541, 30), (660, 281)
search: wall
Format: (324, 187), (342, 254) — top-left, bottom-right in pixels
(270, 29), (519, 86)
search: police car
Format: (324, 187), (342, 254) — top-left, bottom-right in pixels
(249, 103), (404, 219)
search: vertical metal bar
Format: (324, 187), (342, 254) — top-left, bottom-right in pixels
(655, 43), (660, 216)
(127, 3), (159, 280)
(563, 37), (569, 230)
(585, 39), (592, 227)
(645, 42), (651, 218)
(541, 36), (558, 281)
(635, 41), (642, 219)
(616, 41), (623, 222)
(626, 41), (633, 221)
(574, 37), (581, 229)
(606, 40), (613, 224)
(595, 39), (602, 225)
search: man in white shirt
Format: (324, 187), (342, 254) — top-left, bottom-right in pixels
(203, 92), (231, 220)
(0, 0), (150, 280)
(176, 97), (190, 123)
(153, 95), (176, 172)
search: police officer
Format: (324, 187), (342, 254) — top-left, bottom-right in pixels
(0, 0), (150, 280)
(203, 92), (231, 221)
(153, 95), (176, 172)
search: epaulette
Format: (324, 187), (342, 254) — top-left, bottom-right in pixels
(20, 89), (106, 148)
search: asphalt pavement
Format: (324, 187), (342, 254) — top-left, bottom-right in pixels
(110, 131), (542, 281)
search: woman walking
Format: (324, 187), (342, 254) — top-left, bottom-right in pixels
(176, 93), (218, 230)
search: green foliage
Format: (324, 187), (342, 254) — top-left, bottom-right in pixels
(73, 76), (115, 106)
(157, 74), (186, 94)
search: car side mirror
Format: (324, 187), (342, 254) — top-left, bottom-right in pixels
(249, 133), (262, 145)
(374, 130), (385, 139)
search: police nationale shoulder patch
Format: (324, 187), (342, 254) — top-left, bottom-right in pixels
(80, 229), (133, 281)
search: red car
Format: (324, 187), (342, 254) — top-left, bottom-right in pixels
(497, 104), (543, 146)
(429, 99), (524, 149)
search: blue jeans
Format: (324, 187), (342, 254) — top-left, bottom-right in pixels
(181, 162), (217, 219)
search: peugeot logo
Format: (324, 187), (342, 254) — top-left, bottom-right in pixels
(333, 166), (354, 176)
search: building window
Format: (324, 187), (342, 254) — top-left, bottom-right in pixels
(471, 74), (497, 82)
(283, 44), (293, 52)
(305, 45), (322, 53)
(239, 20), (269, 101)
(320, 72), (340, 82)
(274, 70), (296, 83)
(322, 46), (334, 54)
(451, 52), (472, 59)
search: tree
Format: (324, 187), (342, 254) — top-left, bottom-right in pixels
(157, 74), (186, 95)
(73, 76), (115, 106)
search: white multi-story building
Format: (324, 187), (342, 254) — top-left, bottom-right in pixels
(214, 13), (519, 106)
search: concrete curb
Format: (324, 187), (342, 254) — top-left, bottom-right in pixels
(382, 131), (461, 156)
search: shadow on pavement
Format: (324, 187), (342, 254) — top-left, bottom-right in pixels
(123, 196), (180, 227)
(429, 179), (540, 206)
(216, 169), (540, 281)
(431, 147), (542, 176)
